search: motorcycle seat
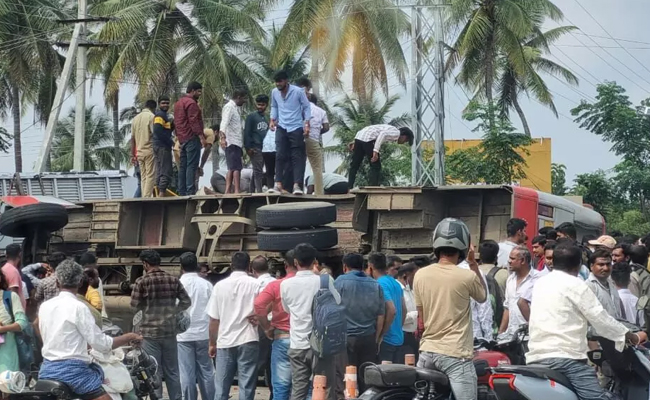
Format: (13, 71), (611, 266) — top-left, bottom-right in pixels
(494, 365), (573, 390)
(414, 368), (449, 385)
(33, 380), (73, 397)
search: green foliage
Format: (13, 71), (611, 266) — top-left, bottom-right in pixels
(607, 210), (650, 238)
(570, 170), (615, 215)
(324, 95), (411, 186)
(51, 106), (129, 172)
(446, 102), (532, 184)
(551, 163), (567, 196)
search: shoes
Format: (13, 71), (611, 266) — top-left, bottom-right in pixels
(292, 184), (303, 195)
(268, 185), (281, 194)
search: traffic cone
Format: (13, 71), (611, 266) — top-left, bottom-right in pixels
(344, 366), (358, 399)
(313, 375), (327, 400)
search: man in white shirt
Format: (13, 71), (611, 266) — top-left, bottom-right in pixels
(207, 252), (259, 400)
(612, 262), (645, 327)
(496, 218), (527, 269)
(348, 124), (413, 188)
(397, 263), (419, 358)
(252, 256), (276, 294)
(281, 243), (341, 400)
(526, 243), (646, 400)
(251, 255), (275, 389)
(306, 173), (349, 195)
(38, 260), (140, 400)
(219, 89), (247, 194)
(177, 253), (215, 400)
(499, 246), (537, 337)
(305, 94), (330, 195)
(458, 260), (494, 342)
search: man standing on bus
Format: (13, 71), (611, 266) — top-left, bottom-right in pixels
(497, 218), (527, 269)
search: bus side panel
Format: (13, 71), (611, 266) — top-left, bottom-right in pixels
(511, 187), (539, 248)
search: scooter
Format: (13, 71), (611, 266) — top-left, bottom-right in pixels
(489, 322), (650, 400)
(358, 359), (490, 400)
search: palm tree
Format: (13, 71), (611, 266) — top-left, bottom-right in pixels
(324, 94), (410, 186)
(446, 0), (564, 105)
(0, 0), (66, 171)
(495, 26), (578, 136)
(51, 106), (129, 171)
(90, 0), (266, 123)
(275, 0), (410, 99)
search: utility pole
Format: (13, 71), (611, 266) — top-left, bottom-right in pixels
(410, 0), (447, 186)
(73, 0), (87, 171)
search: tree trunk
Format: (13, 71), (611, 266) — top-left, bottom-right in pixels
(513, 96), (531, 137)
(11, 86), (22, 173)
(112, 91), (120, 169)
(310, 56), (320, 97)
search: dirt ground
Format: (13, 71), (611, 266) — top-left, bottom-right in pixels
(161, 384), (271, 400)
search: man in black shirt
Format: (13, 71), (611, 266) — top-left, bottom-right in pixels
(244, 95), (270, 193)
(153, 96), (174, 196)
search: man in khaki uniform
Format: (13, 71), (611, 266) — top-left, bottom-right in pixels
(132, 100), (157, 197)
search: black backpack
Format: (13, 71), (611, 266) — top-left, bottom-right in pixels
(487, 266), (505, 329)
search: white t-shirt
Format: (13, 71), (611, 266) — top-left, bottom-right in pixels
(308, 104), (329, 141)
(504, 269), (538, 335)
(262, 129), (276, 153)
(306, 173), (347, 189)
(497, 241), (518, 269)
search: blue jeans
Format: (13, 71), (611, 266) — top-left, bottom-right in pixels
(533, 358), (619, 400)
(178, 136), (201, 196)
(418, 351), (476, 400)
(215, 341), (259, 400)
(274, 126), (306, 187)
(271, 338), (292, 400)
(178, 340), (215, 400)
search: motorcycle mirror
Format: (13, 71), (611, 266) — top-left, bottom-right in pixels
(133, 310), (143, 331)
(637, 296), (649, 311)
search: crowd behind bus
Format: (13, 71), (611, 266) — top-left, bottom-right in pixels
(0, 217), (648, 400)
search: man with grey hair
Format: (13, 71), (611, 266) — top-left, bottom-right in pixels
(498, 245), (538, 337)
(38, 260), (141, 400)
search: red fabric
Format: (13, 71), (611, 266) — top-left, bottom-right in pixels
(254, 272), (295, 332)
(537, 258), (545, 271)
(173, 95), (204, 144)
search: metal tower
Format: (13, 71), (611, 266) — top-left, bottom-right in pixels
(410, 0), (446, 186)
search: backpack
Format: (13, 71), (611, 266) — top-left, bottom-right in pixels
(487, 266), (505, 329)
(310, 274), (347, 358)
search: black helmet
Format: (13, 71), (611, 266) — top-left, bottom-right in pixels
(432, 218), (470, 259)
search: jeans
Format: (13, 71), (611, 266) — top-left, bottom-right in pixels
(378, 342), (402, 364)
(178, 136), (201, 196)
(305, 138), (323, 195)
(275, 127), (306, 188)
(288, 348), (336, 400)
(251, 150), (265, 193)
(348, 139), (380, 188)
(418, 351), (476, 400)
(214, 341), (259, 400)
(271, 338), (292, 400)
(154, 145), (173, 194)
(533, 358), (620, 400)
(143, 336), (182, 400)
(178, 340), (215, 400)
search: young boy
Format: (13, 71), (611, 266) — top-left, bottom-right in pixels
(244, 95), (270, 193)
(220, 89), (248, 193)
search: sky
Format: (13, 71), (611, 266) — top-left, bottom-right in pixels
(2, 0), (649, 189)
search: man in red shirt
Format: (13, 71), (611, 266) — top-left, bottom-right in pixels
(254, 250), (295, 400)
(173, 82), (206, 196)
(2, 244), (26, 309)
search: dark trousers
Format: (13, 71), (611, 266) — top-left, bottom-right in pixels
(288, 348), (336, 400)
(348, 139), (380, 188)
(154, 145), (173, 193)
(178, 136), (201, 196)
(401, 332), (419, 365)
(258, 328), (273, 400)
(275, 127), (306, 188)
(134, 164), (142, 198)
(337, 334), (377, 393)
(378, 342), (402, 364)
(251, 150), (265, 193)
(263, 152), (276, 188)
(326, 182), (349, 195)
(143, 336), (182, 400)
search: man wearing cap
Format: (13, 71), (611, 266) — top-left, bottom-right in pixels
(588, 235), (617, 251)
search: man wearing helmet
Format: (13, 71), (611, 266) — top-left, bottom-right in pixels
(413, 218), (487, 400)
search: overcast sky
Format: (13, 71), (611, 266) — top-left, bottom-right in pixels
(3, 0), (648, 189)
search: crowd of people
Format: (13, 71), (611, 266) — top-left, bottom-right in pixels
(2, 216), (650, 400)
(130, 72), (414, 198)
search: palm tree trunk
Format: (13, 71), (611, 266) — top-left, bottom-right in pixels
(112, 92), (120, 169)
(11, 86), (22, 172)
(310, 56), (320, 97)
(513, 96), (531, 137)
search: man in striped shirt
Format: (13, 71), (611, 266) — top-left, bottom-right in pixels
(348, 124), (413, 188)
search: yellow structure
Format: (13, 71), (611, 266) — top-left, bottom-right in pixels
(437, 137), (552, 192)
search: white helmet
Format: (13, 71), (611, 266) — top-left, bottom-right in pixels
(432, 218), (470, 259)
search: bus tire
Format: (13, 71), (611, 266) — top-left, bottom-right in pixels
(257, 227), (338, 251)
(256, 202), (336, 229)
(0, 203), (69, 237)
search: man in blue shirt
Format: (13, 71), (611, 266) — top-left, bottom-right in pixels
(369, 252), (405, 364)
(268, 70), (312, 195)
(334, 253), (385, 388)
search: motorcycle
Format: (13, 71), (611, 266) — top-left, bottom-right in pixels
(358, 360), (490, 400)
(489, 321), (650, 400)
(473, 324), (529, 400)
(10, 311), (158, 400)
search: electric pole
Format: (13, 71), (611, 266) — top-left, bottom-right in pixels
(410, 0), (447, 187)
(74, 0), (87, 171)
